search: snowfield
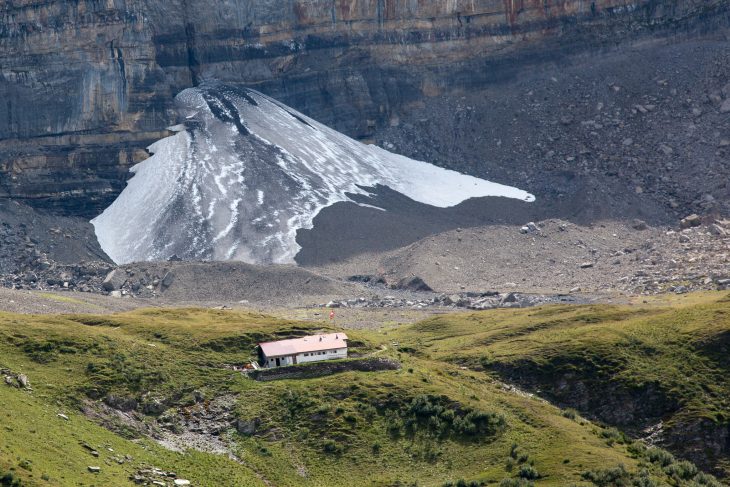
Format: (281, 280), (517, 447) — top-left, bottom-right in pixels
(92, 84), (534, 265)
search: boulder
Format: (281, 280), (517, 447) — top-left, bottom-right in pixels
(720, 99), (730, 113)
(708, 224), (726, 236)
(174, 480), (191, 486)
(680, 214), (701, 229)
(141, 395), (167, 415)
(631, 219), (648, 231)
(102, 269), (126, 291)
(88, 466), (101, 473)
(395, 276), (432, 292)
(105, 394), (139, 412)
(235, 417), (261, 436)
(500, 292), (518, 304)
(17, 374), (29, 388)
(579, 262), (594, 269)
(161, 271), (175, 289)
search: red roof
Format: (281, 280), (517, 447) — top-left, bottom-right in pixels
(259, 333), (348, 358)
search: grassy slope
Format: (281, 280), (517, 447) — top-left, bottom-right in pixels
(392, 291), (730, 476)
(0, 297), (727, 486)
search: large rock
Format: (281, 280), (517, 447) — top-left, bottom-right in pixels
(395, 276), (433, 292)
(680, 214), (702, 229)
(235, 418), (261, 436)
(102, 269), (126, 291)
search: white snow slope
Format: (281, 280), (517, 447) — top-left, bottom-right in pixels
(92, 84), (534, 265)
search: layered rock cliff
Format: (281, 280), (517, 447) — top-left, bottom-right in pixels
(0, 0), (728, 216)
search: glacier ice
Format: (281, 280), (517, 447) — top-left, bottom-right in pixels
(92, 84), (534, 265)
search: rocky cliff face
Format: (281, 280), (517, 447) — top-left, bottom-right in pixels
(0, 0), (728, 216)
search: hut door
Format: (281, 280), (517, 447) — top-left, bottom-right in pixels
(275, 358), (281, 367)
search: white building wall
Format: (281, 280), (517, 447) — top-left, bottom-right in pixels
(296, 347), (347, 364)
(263, 347), (347, 368)
(264, 355), (295, 368)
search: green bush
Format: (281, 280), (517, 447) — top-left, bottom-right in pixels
(630, 469), (658, 487)
(600, 427), (626, 445)
(581, 464), (631, 486)
(0, 471), (23, 487)
(445, 480), (480, 487)
(646, 447), (675, 467)
(322, 439), (342, 454)
(498, 479), (534, 487)
(518, 465), (539, 480)
(562, 408), (577, 420)
(692, 472), (724, 487)
(664, 460), (698, 480)
(396, 394), (505, 440)
(509, 443), (529, 463)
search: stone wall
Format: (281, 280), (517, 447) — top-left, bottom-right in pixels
(250, 357), (400, 381)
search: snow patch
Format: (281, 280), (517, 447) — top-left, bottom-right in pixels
(92, 84), (534, 265)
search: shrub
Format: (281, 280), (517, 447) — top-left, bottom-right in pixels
(450, 480), (480, 487)
(600, 427), (626, 445)
(630, 469), (658, 487)
(646, 447), (675, 467)
(664, 460), (698, 480)
(581, 464), (631, 486)
(0, 471), (23, 487)
(396, 394), (505, 440)
(562, 408), (577, 420)
(626, 441), (647, 457)
(322, 439), (342, 454)
(518, 465), (539, 480)
(693, 472), (724, 487)
(498, 479), (534, 487)
(509, 443), (529, 463)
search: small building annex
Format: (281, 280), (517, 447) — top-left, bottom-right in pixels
(258, 333), (348, 368)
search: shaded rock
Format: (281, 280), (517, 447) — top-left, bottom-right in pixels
(708, 224), (726, 236)
(347, 274), (386, 285)
(102, 269), (126, 291)
(500, 292), (518, 304)
(395, 276), (432, 292)
(235, 417), (261, 436)
(680, 214), (702, 229)
(631, 219), (648, 231)
(105, 394), (139, 412)
(141, 396), (167, 415)
(161, 271), (175, 289)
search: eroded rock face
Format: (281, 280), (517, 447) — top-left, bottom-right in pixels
(1, 0), (728, 216)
